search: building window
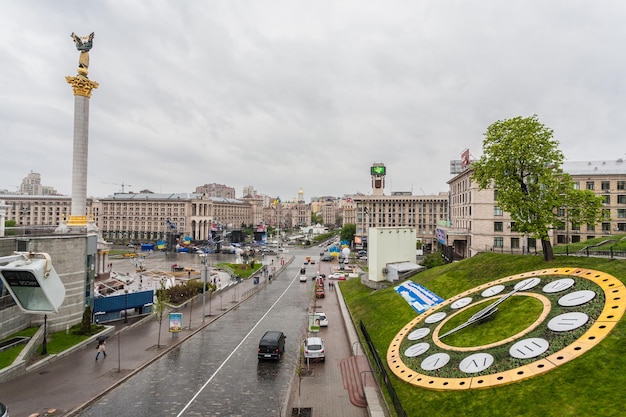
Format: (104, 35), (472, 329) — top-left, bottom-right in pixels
(601, 181), (610, 191)
(494, 206), (503, 216)
(618, 181), (626, 190)
(494, 222), (503, 232)
(586, 181), (594, 191)
(511, 237), (520, 249)
(586, 223), (595, 232)
(602, 195), (611, 204)
(619, 209), (626, 219)
(494, 237), (503, 248)
(602, 222), (611, 232)
(618, 195), (626, 204)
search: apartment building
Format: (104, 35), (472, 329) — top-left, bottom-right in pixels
(353, 192), (448, 249)
(97, 193), (252, 242)
(443, 158), (626, 259)
(0, 194), (95, 227)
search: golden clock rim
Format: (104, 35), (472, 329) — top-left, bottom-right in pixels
(387, 267), (626, 391)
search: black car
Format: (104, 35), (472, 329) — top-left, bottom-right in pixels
(320, 255), (332, 262)
(258, 331), (286, 360)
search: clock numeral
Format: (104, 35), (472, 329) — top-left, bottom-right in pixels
(509, 338), (550, 359)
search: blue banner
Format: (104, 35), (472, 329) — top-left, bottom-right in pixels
(394, 281), (444, 313)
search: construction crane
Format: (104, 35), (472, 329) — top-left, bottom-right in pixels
(102, 182), (132, 193)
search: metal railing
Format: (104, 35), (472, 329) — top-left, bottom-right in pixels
(360, 320), (407, 417)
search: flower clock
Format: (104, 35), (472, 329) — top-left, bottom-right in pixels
(387, 268), (625, 390)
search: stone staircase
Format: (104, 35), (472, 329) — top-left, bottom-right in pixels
(339, 355), (372, 408)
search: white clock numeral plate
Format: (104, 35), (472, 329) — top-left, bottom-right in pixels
(547, 312), (589, 332)
(481, 284), (505, 297)
(451, 297), (473, 309)
(509, 338), (550, 359)
(424, 312), (447, 324)
(542, 278), (575, 293)
(408, 327), (430, 340)
(558, 290), (596, 307)
(459, 353), (494, 373)
(515, 277), (541, 291)
(420, 353), (450, 371)
(404, 343), (430, 357)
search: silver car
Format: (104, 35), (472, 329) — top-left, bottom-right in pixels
(303, 336), (325, 361)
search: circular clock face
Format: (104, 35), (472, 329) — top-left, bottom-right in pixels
(387, 268), (626, 390)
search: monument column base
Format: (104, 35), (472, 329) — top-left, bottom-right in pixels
(67, 215), (88, 227)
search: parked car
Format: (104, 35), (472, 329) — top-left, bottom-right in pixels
(315, 312), (328, 327)
(303, 336), (325, 361)
(321, 255), (332, 262)
(329, 272), (346, 280)
(258, 331), (286, 360)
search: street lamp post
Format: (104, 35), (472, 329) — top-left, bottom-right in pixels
(41, 314), (48, 355)
(124, 285), (129, 324)
(202, 255), (207, 324)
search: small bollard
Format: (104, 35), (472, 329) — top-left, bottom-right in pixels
(66, 324), (70, 334)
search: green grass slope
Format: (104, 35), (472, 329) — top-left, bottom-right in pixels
(341, 253), (626, 417)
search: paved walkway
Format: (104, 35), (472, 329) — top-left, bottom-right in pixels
(0, 254), (386, 417)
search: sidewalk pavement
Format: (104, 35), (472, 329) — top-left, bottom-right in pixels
(0, 255), (386, 417)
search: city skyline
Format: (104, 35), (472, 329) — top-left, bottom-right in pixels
(2, 2), (626, 201)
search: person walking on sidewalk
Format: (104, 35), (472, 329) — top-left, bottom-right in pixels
(95, 339), (107, 360)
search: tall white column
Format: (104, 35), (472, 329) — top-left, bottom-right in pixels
(65, 75), (98, 227)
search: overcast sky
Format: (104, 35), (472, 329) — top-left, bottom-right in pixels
(1, 1), (625, 202)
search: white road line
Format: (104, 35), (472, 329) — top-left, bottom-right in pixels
(176, 271), (300, 416)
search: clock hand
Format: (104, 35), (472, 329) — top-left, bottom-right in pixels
(439, 281), (532, 339)
(438, 319), (474, 339)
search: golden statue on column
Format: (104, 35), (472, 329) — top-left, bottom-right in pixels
(71, 32), (94, 77)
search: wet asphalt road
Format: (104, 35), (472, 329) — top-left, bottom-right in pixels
(77, 248), (316, 417)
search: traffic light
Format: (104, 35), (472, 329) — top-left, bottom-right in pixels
(0, 253), (66, 313)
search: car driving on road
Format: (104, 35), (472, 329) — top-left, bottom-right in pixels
(258, 331), (286, 360)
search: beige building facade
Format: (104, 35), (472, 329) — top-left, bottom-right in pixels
(354, 193), (448, 249)
(0, 195), (95, 228)
(442, 159), (626, 259)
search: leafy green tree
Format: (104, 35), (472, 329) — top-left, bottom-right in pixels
(4, 219), (16, 236)
(472, 115), (604, 261)
(420, 253), (445, 269)
(340, 224), (356, 243)
(311, 213), (323, 225)
(78, 305), (93, 335)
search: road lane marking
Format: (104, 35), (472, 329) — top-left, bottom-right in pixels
(176, 271), (300, 416)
